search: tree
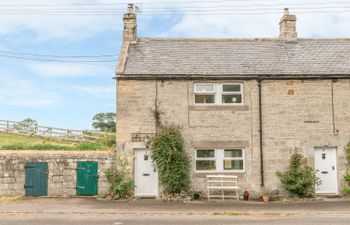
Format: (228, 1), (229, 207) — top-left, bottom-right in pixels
(13, 118), (38, 136)
(92, 112), (116, 132)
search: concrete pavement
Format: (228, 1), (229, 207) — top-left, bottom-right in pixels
(0, 197), (350, 216)
(1, 198), (350, 225)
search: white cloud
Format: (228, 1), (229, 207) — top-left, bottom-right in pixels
(1, 0), (349, 42)
(27, 62), (113, 77)
(163, 0), (350, 38)
(0, 76), (58, 107)
(69, 84), (115, 98)
(0, 0), (124, 41)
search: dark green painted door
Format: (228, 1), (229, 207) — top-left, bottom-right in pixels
(76, 161), (98, 196)
(24, 162), (48, 197)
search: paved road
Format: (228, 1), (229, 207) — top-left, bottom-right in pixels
(1, 214), (350, 225)
(1, 198), (350, 225)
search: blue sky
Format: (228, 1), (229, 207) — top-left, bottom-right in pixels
(1, 0), (350, 129)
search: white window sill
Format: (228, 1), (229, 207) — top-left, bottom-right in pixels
(195, 170), (245, 174)
(193, 103), (244, 106)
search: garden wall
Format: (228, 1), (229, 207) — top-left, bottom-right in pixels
(0, 150), (116, 196)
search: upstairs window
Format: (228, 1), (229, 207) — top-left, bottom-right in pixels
(222, 84), (242, 104)
(194, 83), (243, 105)
(194, 83), (216, 104)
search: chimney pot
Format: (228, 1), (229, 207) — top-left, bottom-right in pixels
(279, 8), (297, 42)
(123, 3), (137, 42)
(127, 4), (134, 13)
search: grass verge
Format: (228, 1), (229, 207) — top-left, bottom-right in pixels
(0, 132), (113, 151)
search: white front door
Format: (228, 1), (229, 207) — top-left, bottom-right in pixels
(134, 149), (158, 197)
(314, 148), (338, 194)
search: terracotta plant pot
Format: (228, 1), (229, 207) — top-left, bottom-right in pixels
(262, 195), (270, 203)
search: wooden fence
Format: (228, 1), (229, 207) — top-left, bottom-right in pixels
(0, 120), (113, 142)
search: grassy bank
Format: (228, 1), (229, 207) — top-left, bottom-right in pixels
(0, 132), (114, 151)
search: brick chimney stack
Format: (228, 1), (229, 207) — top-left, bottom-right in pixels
(123, 4), (137, 42)
(279, 8), (297, 42)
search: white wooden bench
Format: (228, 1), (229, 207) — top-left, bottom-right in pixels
(206, 175), (240, 201)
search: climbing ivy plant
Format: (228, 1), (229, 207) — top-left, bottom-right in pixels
(151, 126), (191, 195)
(343, 143), (350, 194)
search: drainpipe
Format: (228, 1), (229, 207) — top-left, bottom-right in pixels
(257, 79), (265, 187)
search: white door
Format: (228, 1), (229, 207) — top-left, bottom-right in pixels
(134, 149), (158, 197)
(314, 148), (338, 194)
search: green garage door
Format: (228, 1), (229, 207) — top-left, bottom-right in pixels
(76, 161), (98, 196)
(24, 162), (48, 197)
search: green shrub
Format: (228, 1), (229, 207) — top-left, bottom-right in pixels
(343, 143), (350, 194)
(0, 144), (71, 150)
(151, 127), (191, 195)
(74, 142), (103, 150)
(103, 155), (134, 199)
(0, 142), (106, 151)
(342, 173), (350, 194)
(277, 152), (320, 198)
(97, 135), (116, 148)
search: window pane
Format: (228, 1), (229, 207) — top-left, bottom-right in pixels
(224, 149), (242, 157)
(224, 160), (243, 170)
(196, 160), (216, 170)
(197, 150), (215, 158)
(222, 94), (242, 104)
(195, 84), (215, 92)
(223, 84), (241, 92)
(195, 95), (215, 104)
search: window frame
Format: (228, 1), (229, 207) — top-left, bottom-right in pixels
(222, 149), (245, 172)
(221, 83), (244, 105)
(194, 83), (216, 105)
(194, 148), (245, 173)
(195, 149), (216, 172)
(193, 83), (244, 106)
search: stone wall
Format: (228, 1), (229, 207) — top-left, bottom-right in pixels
(0, 150), (116, 196)
(116, 79), (350, 196)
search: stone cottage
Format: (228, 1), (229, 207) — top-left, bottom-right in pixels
(115, 4), (350, 197)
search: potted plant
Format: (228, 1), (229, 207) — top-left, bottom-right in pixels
(262, 189), (270, 203)
(243, 190), (250, 201)
(192, 190), (203, 200)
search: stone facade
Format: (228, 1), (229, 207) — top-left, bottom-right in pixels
(115, 5), (350, 197)
(116, 79), (350, 196)
(0, 150), (116, 196)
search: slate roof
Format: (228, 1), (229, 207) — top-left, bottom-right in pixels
(120, 38), (350, 79)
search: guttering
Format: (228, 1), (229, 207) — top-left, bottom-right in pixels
(115, 74), (350, 80)
(257, 79), (264, 187)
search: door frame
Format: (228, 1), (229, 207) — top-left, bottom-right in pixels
(314, 147), (339, 195)
(133, 148), (159, 197)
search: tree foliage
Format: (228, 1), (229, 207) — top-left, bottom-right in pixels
(92, 112), (116, 133)
(277, 152), (320, 198)
(14, 118), (38, 135)
(151, 127), (191, 195)
(343, 143), (350, 194)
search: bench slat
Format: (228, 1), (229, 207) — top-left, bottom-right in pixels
(206, 174), (240, 201)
